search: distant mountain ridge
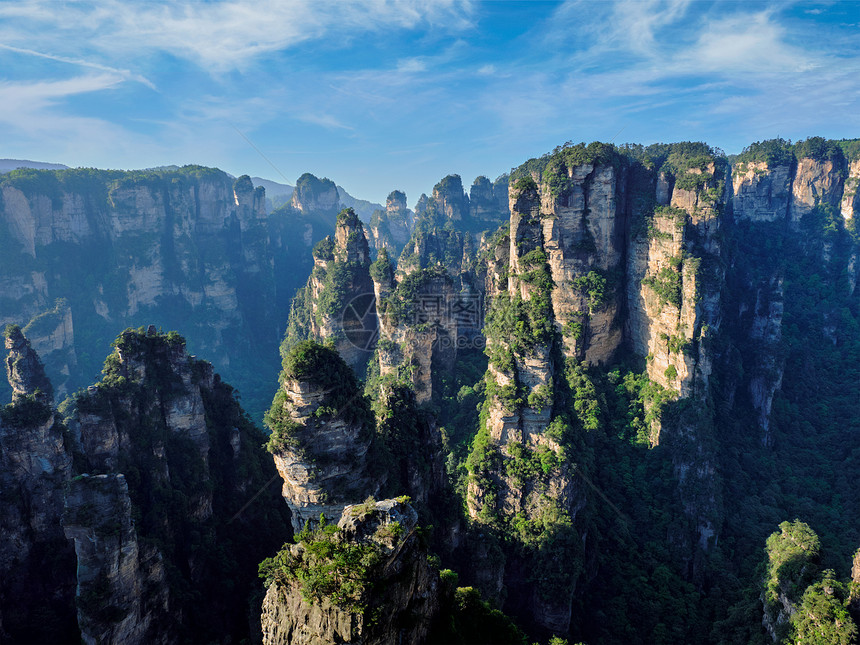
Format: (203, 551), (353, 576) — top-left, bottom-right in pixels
(0, 158), (68, 173)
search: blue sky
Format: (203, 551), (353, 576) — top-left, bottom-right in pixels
(1, 0), (859, 205)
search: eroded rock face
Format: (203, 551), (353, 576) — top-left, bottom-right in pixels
(261, 499), (439, 645)
(841, 159), (860, 220)
(0, 328), (76, 643)
(64, 327), (291, 643)
(432, 174), (469, 222)
(374, 268), (461, 404)
(368, 191), (415, 255)
(268, 344), (378, 533)
(537, 162), (626, 364)
(732, 161), (792, 222)
(291, 208), (377, 374)
(0, 167), (279, 420)
(790, 157), (844, 225)
(5, 325), (54, 404)
(466, 176), (585, 633)
(291, 173), (340, 216)
(628, 164), (724, 399)
(63, 474), (170, 645)
(469, 175), (510, 224)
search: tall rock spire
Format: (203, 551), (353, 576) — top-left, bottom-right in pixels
(4, 324), (54, 405)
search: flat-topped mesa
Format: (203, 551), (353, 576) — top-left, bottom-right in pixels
(290, 173), (340, 216)
(260, 498), (439, 645)
(4, 324), (54, 405)
(266, 341), (379, 533)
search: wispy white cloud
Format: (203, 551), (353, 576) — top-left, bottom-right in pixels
(0, 43), (156, 89)
(0, 0), (474, 72)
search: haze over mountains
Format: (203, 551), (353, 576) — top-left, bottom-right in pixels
(2, 137), (860, 645)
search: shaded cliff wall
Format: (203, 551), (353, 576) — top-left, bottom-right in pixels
(0, 166), (349, 420)
(63, 326), (291, 643)
(0, 326), (76, 642)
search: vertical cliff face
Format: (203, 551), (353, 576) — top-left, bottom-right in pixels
(64, 326), (291, 643)
(282, 208), (377, 374)
(465, 168), (593, 633)
(535, 153), (627, 364)
(432, 174), (470, 222)
(628, 155), (725, 399)
(0, 326), (76, 642)
(290, 173), (340, 216)
(368, 190), (415, 255)
(5, 324), (54, 403)
(0, 166), (284, 420)
(469, 175), (510, 224)
(732, 161), (793, 223)
(374, 266), (462, 404)
(260, 498), (439, 645)
(63, 474), (170, 645)
(266, 341), (378, 532)
(790, 157), (845, 225)
(841, 159), (860, 220)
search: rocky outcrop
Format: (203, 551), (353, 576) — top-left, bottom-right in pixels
(0, 166), (281, 420)
(374, 266), (462, 404)
(0, 328), (76, 642)
(260, 498), (439, 645)
(368, 190), (415, 255)
(537, 158), (626, 364)
(466, 173), (586, 633)
(628, 160), (724, 398)
(63, 474), (170, 645)
(841, 159), (860, 220)
(291, 173), (340, 216)
(66, 326), (291, 643)
(267, 341), (378, 532)
(732, 161), (793, 222)
(469, 175), (510, 224)
(432, 174), (469, 222)
(790, 157), (844, 225)
(283, 208), (377, 373)
(4, 324), (53, 404)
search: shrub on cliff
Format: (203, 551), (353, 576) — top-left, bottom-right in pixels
(277, 340), (372, 427)
(259, 517), (381, 614)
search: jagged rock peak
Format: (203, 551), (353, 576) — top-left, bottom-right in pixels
(431, 174), (469, 221)
(334, 207), (371, 266)
(4, 324), (53, 405)
(386, 190), (407, 212)
(290, 172), (339, 214)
